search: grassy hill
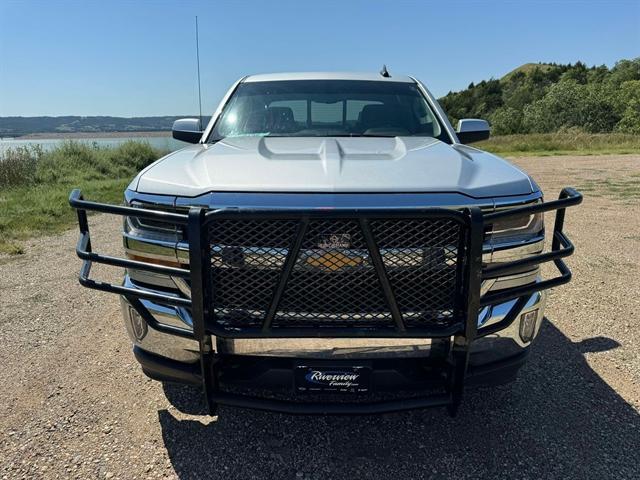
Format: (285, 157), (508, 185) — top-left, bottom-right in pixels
(439, 58), (640, 135)
(501, 63), (555, 81)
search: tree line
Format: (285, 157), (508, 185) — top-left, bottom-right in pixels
(439, 58), (640, 135)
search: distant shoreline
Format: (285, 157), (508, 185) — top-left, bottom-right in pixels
(13, 131), (171, 140)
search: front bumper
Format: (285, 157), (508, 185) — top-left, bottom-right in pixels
(121, 277), (545, 385)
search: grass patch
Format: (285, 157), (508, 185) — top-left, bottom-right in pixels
(0, 141), (168, 254)
(578, 173), (640, 201)
(0, 242), (25, 255)
(476, 132), (640, 157)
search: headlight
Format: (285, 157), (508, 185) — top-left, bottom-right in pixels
(487, 211), (544, 245)
(124, 201), (184, 243)
(122, 196), (188, 288)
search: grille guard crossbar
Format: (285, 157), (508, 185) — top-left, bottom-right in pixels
(69, 187), (582, 415)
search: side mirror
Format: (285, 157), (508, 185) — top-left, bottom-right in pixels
(172, 118), (203, 144)
(456, 119), (490, 144)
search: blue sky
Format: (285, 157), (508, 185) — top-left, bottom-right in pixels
(1, 0), (638, 117)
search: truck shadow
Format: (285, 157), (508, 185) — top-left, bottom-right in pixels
(157, 319), (640, 479)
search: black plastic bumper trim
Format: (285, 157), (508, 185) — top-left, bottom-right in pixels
(466, 349), (529, 385)
(133, 346), (201, 386)
(208, 391), (452, 415)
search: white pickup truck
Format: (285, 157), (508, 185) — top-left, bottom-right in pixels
(70, 70), (581, 416)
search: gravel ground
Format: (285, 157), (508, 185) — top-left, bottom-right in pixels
(1, 154), (639, 479)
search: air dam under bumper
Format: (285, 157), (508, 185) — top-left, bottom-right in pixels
(133, 346), (531, 415)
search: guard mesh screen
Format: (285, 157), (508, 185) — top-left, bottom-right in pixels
(208, 216), (465, 331)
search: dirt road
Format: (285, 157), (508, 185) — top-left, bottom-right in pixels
(1, 155), (639, 479)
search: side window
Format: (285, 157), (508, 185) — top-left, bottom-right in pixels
(311, 101), (342, 126)
(346, 100), (382, 122)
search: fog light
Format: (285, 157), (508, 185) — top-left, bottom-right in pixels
(519, 309), (538, 343)
(128, 307), (148, 341)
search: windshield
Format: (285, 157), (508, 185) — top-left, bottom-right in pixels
(209, 80), (446, 142)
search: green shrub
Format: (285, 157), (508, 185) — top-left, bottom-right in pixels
(0, 140), (167, 188)
(490, 107), (523, 135)
(0, 145), (43, 187)
(106, 140), (160, 172)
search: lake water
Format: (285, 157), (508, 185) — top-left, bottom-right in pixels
(0, 135), (189, 154)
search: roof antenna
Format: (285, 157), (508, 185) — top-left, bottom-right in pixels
(195, 16), (203, 131)
(380, 64), (391, 78)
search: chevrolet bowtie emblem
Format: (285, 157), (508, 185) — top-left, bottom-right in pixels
(306, 252), (363, 271)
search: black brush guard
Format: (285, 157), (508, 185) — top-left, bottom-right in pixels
(69, 188), (582, 416)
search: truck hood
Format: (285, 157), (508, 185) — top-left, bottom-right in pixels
(134, 137), (533, 198)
